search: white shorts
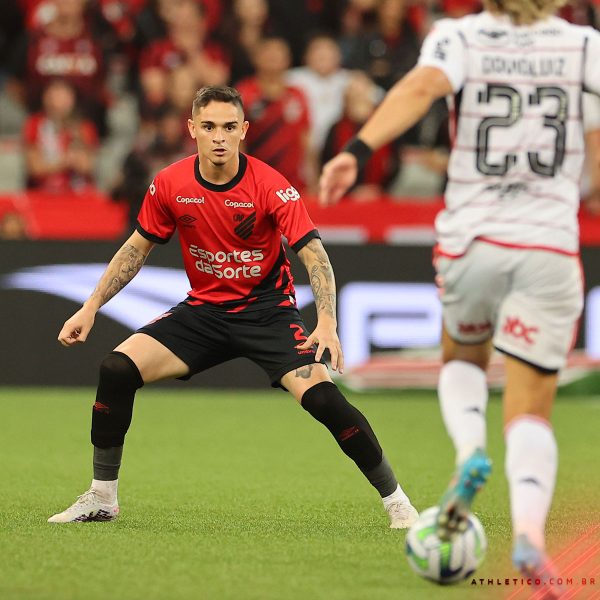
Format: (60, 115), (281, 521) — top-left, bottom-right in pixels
(435, 241), (584, 372)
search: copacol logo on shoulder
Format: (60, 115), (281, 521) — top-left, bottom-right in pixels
(188, 245), (264, 279)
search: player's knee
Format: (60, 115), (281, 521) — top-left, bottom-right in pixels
(92, 352), (143, 448)
(98, 351), (144, 392)
(300, 381), (345, 423)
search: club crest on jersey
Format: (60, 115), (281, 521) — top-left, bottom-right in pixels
(234, 211), (256, 240)
(275, 187), (300, 203)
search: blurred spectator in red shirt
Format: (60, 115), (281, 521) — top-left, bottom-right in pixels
(97, 0), (147, 44)
(133, 0), (221, 52)
(559, 0), (599, 26)
(342, 0), (421, 90)
(266, 0), (343, 65)
(23, 79), (99, 193)
(138, 0), (229, 119)
(6, 0), (109, 135)
(221, 0), (281, 84)
(441, 0), (481, 18)
(321, 71), (399, 201)
(111, 104), (192, 227)
(288, 34), (352, 156)
(237, 37), (315, 191)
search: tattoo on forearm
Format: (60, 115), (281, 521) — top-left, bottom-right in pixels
(304, 239), (336, 319)
(98, 244), (147, 306)
(295, 365), (313, 379)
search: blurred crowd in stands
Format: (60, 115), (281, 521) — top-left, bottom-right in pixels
(0, 0), (599, 240)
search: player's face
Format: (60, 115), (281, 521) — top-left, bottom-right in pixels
(188, 101), (249, 166)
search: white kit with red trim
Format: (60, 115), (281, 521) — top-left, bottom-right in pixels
(418, 11), (600, 256)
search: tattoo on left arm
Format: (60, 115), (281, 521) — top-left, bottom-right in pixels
(300, 239), (337, 320)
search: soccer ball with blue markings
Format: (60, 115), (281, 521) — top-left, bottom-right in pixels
(405, 506), (487, 584)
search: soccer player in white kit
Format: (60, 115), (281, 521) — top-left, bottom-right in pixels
(319, 0), (600, 587)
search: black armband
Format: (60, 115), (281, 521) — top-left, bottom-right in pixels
(342, 137), (374, 170)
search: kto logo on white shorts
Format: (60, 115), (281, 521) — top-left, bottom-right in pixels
(224, 200), (254, 208)
(275, 187), (300, 203)
(177, 196), (205, 204)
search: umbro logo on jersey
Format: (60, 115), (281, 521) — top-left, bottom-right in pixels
(234, 211), (256, 240)
(178, 214), (197, 227)
(275, 187), (300, 203)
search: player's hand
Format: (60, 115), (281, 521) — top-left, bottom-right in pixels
(297, 320), (344, 374)
(318, 152), (359, 206)
(58, 306), (96, 347)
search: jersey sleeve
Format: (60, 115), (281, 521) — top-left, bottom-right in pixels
(418, 18), (467, 92)
(584, 28), (600, 96)
(263, 174), (320, 253)
(136, 173), (175, 244)
(583, 93), (600, 132)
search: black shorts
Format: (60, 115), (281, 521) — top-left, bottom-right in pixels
(137, 301), (323, 388)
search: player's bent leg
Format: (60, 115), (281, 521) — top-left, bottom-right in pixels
(281, 364), (418, 529)
(503, 355), (559, 580)
(114, 333), (190, 384)
(437, 326), (492, 540)
(48, 334), (190, 524)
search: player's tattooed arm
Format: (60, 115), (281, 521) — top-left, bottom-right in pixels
(92, 242), (149, 308)
(296, 238), (344, 372)
(58, 231), (155, 346)
(297, 238), (337, 321)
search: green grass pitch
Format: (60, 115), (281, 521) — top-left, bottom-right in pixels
(1, 387), (599, 600)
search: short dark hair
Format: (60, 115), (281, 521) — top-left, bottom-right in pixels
(192, 86), (244, 116)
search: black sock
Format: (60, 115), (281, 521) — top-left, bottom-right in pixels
(364, 455), (398, 498)
(93, 445), (123, 480)
(301, 382), (399, 497)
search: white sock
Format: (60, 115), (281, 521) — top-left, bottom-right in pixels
(382, 484), (410, 509)
(505, 416), (557, 551)
(92, 479), (118, 503)
(438, 360), (488, 465)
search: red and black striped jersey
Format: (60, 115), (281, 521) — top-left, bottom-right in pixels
(236, 78), (310, 189)
(136, 153), (319, 312)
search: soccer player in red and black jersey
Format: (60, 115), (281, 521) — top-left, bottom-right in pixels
(49, 86), (418, 528)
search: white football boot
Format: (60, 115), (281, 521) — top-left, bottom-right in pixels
(48, 488), (119, 523)
(386, 500), (419, 529)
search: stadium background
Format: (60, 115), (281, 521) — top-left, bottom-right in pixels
(1, 2), (600, 600)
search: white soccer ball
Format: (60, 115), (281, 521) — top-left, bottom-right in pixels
(405, 506), (487, 584)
